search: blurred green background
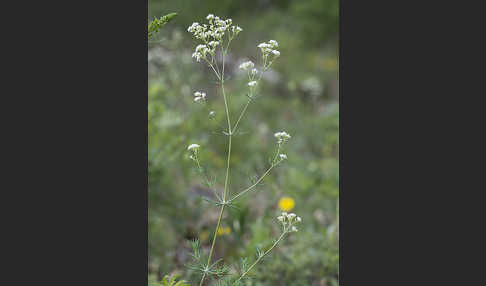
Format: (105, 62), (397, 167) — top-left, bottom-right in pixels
(148, 0), (338, 285)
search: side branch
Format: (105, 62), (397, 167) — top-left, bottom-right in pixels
(232, 98), (251, 133)
(233, 231), (287, 285)
(229, 160), (281, 202)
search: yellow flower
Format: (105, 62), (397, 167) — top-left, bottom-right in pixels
(224, 227), (231, 235)
(217, 226), (231, 236)
(279, 196), (295, 211)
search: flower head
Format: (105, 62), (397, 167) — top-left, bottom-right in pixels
(193, 91), (206, 102)
(248, 81), (257, 87)
(217, 226), (231, 236)
(258, 40), (279, 57)
(274, 131), (291, 144)
(239, 61), (254, 70)
(279, 196), (295, 212)
(188, 13), (242, 53)
(279, 154), (287, 160)
(277, 211), (302, 233)
(187, 144), (201, 151)
(268, 40), (278, 48)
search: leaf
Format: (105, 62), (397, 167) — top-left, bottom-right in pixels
(161, 275), (169, 286)
(148, 13), (178, 40)
(160, 274), (189, 286)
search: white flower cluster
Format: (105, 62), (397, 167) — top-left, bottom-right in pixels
(279, 154), (287, 160)
(277, 212), (302, 232)
(192, 44), (209, 62)
(193, 91), (206, 102)
(274, 131), (291, 144)
(187, 143), (200, 151)
(188, 14), (242, 63)
(187, 143), (200, 161)
(258, 40), (280, 57)
(240, 61), (259, 84)
(239, 61), (254, 70)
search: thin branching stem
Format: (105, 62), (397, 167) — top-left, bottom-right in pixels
(229, 144), (282, 202)
(232, 56), (274, 134)
(199, 41), (233, 286)
(232, 99), (251, 132)
(233, 231), (287, 285)
(229, 160), (281, 203)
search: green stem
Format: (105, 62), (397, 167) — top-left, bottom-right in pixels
(230, 144), (282, 202)
(233, 231), (287, 285)
(199, 203), (225, 286)
(199, 72), (233, 286)
(229, 161), (280, 202)
(232, 99), (251, 133)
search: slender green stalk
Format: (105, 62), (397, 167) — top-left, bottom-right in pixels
(233, 231), (287, 285)
(232, 99), (251, 133)
(199, 203), (225, 286)
(232, 55), (274, 135)
(229, 162), (277, 202)
(230, 144), (281, 202)
(199, 57), (233, 286)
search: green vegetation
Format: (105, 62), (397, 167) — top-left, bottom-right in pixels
(148, 13), (177, 39)
(148, 1), (338, 285)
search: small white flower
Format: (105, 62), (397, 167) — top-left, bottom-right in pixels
(232, 26), (242, 34)
(268, 40), (278, 48)
(192, 52), (202, 62)
(251, 68), (258, 75)
(297, 217), (302, 222)
(274, 131), (291, 143)
(288, 213), (296, 219)
(277, 216), (284, 222)
(272, 50), (280, 56)
(187, 144), (200, 151)
(279, 154), (287, 160)
(258, 43), (269, 49)
(206, 14), (214, 20)
(187, 22), (200, 33)
(291, 226), (298, 232)
(208, 41), (220, 48)
(193, 91), (206, 102)
(239, 61), (254, 70)
(209, 111), (216, 117)
(248, 81), (257, 87)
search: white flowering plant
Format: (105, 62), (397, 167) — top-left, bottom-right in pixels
(179, 14), (300, 286)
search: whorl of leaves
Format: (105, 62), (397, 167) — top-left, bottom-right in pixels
(148, 13), (177, 39)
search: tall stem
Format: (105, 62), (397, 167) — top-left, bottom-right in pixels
(199, 73), (232, 286)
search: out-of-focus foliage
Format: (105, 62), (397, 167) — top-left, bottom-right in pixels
(149, 274), (190, 286)
(148, 0), (338, 285)
(148, 13), (177, 40)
